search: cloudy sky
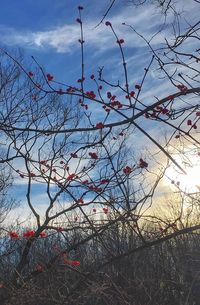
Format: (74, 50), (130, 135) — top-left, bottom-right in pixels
(1, 0), (199, 223)
(0, 1), (178, 81)
(0, 0), (198, 86)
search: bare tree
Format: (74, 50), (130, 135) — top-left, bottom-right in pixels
(0, 1), (199, 303)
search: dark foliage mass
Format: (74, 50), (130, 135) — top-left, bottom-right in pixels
(1, 229), (200, 305)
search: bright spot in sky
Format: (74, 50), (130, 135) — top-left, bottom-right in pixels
(165, 150), (200, 193)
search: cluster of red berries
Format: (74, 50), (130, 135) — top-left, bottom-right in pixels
(9, 230), (47, 239)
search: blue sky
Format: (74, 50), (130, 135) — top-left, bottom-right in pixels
(1, 0), (199, 223)
(0, 0), (125, 82)
(0, 0), (168, 83)
(0, 0), (198, 97)
(0, 0), (198, 86)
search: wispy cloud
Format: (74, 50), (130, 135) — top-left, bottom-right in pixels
(0, 0), (198, 56)
(0, 4), (172, 54)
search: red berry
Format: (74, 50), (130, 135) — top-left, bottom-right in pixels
(167, 95), (174, 100)
(135, 84), (141, 90)
(47, 73), (54, 81)
(107, 92), (112, 99)
(105, 21), (112, 26)
(71, 153), (78, 158)
(96, 122), (104, 129)
(89, 152), (98, 159)
(103, 207), (108, 214)
(28, 71), (34, 77)
(123, 166), (132, 175)
(117, 39), (124, 44)
(139, 158), (148, 168)
(76, 18), (82, 24)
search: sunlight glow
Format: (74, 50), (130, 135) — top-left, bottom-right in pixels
(165, 151), (200, 193)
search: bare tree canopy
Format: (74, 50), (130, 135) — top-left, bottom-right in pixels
(0, 0), (200, 304)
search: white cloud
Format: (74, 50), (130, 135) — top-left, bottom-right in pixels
(0, 0), (199, 55)
(0, 3), (171, 54)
